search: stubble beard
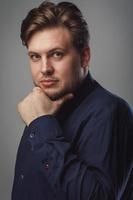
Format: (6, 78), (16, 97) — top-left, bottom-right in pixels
(34, 79), (80, 101)
(34, 72), (83, 101)
(33, 81), (71, 101)
(44, 79), (82, 101)
(45, 89), (69, 101)
(43, 83), (76, 101)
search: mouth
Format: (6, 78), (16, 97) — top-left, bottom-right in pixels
(40, 79), (59, 87)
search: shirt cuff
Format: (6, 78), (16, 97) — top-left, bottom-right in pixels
(27, 115), (62, 149)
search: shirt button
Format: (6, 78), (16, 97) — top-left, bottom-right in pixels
(20, 174), (24, 179)
(29, 132), (35, 138)
(44, 162), (50, 170)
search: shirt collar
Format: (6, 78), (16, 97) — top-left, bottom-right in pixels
(56, 71), (95, 124)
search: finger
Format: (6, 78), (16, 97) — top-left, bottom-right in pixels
(33, 87), (42, 92)
(57, 93), (74, 105)
(64, 93), (74, 101)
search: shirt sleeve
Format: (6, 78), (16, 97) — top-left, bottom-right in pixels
(27, 114), (116, 200)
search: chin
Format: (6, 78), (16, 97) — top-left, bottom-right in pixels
(44, 87), (73, 101)
(45, 91), (67, 101)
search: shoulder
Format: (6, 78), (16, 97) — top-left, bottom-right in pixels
(83, 80), (133, 122)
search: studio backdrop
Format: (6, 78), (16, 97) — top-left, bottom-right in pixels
(0, 0), (133, 199)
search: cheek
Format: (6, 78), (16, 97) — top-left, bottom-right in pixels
(65, 61), (81, 79)
(57, 66), (73, 84)
(57, 58), (80, 78)
(30, 67), (41, 86)
(58, 67), (80, 89)
(30, 64), (39, 78)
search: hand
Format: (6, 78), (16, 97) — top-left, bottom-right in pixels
(17, 87), (73, 126)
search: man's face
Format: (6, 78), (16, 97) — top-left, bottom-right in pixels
(27, 27), (90, 100)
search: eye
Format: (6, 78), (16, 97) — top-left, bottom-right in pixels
(30, 54), (41, 62)
(51, 51), (64, 59)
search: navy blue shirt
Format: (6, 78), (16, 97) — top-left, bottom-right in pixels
(12, 73), (133, 200)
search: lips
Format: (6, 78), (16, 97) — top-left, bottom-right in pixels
(40, 79), (58, 87)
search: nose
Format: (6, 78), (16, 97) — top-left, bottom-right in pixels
(41, 57), (54, 76)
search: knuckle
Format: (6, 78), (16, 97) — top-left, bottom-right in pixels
(17, 102), (22, 111)
(33, 87), (41, 93)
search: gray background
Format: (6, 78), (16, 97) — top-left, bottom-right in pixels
(0, 0), (133, 199)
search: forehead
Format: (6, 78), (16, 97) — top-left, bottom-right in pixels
(27, 27), (73, 52)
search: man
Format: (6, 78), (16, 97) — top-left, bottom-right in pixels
(12, 1), (133, 200)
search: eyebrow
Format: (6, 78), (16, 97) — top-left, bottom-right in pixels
(28, 47), (66, 56)
(28, 51), (38, 56)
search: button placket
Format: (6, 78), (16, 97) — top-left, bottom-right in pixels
(29, 131), (36, 151)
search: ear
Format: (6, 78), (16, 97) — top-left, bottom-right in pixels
(81, 46), (90, 69)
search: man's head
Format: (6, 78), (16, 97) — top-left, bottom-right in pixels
(21, 1), (90, 100)
(21, 1), (90, 53)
